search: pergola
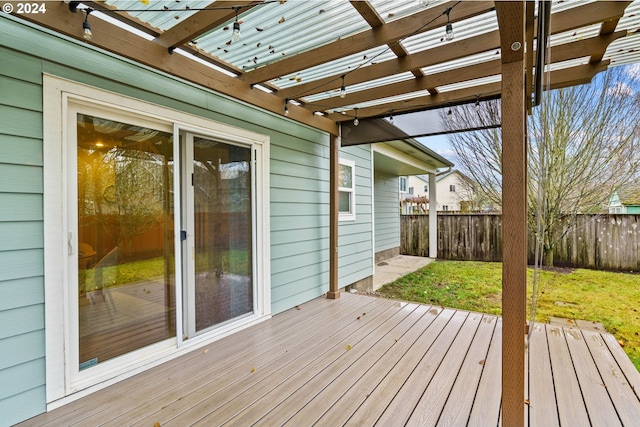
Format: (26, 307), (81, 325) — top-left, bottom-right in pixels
(18, 1), (640, 424)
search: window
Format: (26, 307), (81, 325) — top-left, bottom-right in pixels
(339, 158), (356, 221)
(399, 176), (408, 193)
(443, 205), (449, 211)
(449, 184), (456, 192)
(408, 187), (414, 195)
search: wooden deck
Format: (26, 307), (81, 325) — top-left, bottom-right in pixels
(20, 293), (640, 426)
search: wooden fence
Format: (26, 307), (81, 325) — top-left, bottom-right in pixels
(401, 214), (640, 271)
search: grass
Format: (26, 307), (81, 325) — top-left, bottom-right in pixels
(377, 260), (640, 371)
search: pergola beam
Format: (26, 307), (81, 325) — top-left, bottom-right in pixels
(307, 32), (622, 112)
(18, 2), (338, 135)
(324, 60), (608, 122)
(153, 1), (258, 49)
(278, 0), (628, 102)
(241, 1), (494, 85)
(349, 0), (424, 79)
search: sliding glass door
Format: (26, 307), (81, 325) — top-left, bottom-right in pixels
(181, 133), (254, 338)
(75, 112), (176, 369)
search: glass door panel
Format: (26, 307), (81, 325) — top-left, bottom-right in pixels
(185, 134), (253, 336)
(76, 113), (176, 369)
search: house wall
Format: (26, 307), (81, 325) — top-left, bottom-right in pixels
(374, 170), (400, 259)
(338, 145), (374, 287)
(0, 16), (373, 426)
(407, 175), (429, 198)
(434, 172), (473, 212)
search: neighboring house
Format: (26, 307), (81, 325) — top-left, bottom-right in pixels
(609, 188), (640, 213)
(0, 17), (452, 425)
(401, 170), (476, 213)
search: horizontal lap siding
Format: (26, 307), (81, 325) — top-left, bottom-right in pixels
(338, 145), (373, 287)
(374, 170), (400, 253)
(0, 16), (334, 424)
(0, 39), (47, 426)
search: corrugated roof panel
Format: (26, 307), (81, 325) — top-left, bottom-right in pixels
(270, 45), (396, 91)
(370, 0), (449, 24)
(437, 74), (501, 93)
(421, 50), (499, 75)
(194, 0), (370, 73)
(338, 89), (430, 112)
(105, 0), (211, 31)
(402, 10), (498, 55)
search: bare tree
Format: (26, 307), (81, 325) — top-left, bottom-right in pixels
(443, 66), (640, 265)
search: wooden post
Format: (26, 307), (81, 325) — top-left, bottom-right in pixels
(327, 133), (341, 299)
(496, 2), (526, 427)
(428, 172), (437, 258)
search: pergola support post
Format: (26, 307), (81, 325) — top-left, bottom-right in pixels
(428, 172), (437, 258)
(496, 2), (527, 426)
(327, 133), (341, 299)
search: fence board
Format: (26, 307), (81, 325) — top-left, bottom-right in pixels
(400, 214), (640, 271)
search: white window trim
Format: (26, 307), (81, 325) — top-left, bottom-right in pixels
(43, 74), (271, 407)
(399, 176), (408, 193)
(338, 158), (356, 221)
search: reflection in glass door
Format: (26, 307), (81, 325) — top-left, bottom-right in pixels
(76, 113), (176, 370)
(183, 134), (254, 337)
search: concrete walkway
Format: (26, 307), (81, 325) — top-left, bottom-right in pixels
(372, 255), (433, 290)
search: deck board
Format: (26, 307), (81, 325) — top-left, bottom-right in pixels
(527, 323), (560, 427)
(436, 314), (498, 426)
(17, 293), (640, 427)
(564, 328), (622, 426)
(546, 325), (592, 426)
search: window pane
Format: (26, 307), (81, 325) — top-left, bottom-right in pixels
(339, 191), (351, 213)
(339, 164), (352, 188)
(192, 137), (253, 332)
(77, 113), (175, 369)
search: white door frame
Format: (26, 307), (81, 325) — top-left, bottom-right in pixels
(43, 75), (271, 408)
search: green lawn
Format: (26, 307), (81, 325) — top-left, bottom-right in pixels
(377, 260), (640, 371)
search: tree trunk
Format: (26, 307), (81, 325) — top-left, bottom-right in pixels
(543, 246), (554, 267)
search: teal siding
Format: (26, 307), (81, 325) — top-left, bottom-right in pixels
(0, 15), (337, 425)
(374, 170), (400, 253)
(0, 21), (47, 426)
(338, 145), (374, 287)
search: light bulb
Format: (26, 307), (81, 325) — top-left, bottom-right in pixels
(353, 117), (359, 126)
(340, 84), (346, 99)
(389, 115), (394, 125)
(445, 23), (454, 41)
(284, 102), (289, 116)
(232, 21), (241, 42)
(83, 17), (92, 40)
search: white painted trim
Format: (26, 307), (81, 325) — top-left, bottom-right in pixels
(370, 146), (376, 274)
(372, 143), (438, 174)
(43, 74), (271, 404)
(338, 157), (356, 222)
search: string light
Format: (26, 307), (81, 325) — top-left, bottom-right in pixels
(389, 110), (394, 125)
(353, 108), (359, 126)
(83, 10), (93, 40)
(475, 95), (480, 111)
(447, 107), (452, 118)
(445, 7), (454, 41)
(284, 98), (289, 116)
(232, 6), (241, 42)
(339, 75), (346, 99)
